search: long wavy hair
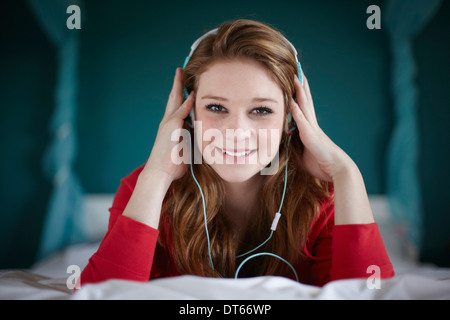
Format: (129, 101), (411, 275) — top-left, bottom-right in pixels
(160, 19), (331, 278)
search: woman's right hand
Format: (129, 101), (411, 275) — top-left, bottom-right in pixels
(142, 67), (194, 183)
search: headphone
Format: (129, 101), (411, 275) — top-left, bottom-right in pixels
(182, 27), (304, 281)
(182, 27), (303, 126)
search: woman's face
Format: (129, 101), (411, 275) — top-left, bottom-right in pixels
(193, 58), (285, 183)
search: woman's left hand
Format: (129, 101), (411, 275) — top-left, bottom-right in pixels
(290, 73), (355, 182)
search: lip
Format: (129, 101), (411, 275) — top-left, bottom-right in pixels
(215, 147), (257, 159)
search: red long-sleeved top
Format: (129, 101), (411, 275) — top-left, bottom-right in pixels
(80, 165), (394, 287)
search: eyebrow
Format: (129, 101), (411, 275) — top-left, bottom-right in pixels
(200, 95), (279, 104)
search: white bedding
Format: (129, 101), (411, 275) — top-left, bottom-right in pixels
(1, 195), (449, 300)
(1, 236), (449, 300)
(72, 273), (450, 300)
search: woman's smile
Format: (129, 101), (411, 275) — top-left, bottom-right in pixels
(215, 146), (257, 163)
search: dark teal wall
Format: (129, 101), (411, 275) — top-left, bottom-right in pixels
(1, 0), (448, 268)
(0, 1), (54, 267)
(415, 1), (450, 267)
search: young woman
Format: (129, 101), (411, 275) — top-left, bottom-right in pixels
(80, 19), (394, 287)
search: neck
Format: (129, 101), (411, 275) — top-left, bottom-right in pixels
(222, 174), (264, 233)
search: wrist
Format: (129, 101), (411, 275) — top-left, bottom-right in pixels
(122, 168), (172, 229)
(330, 153), (359, 183)
(331, 158), (375, 225)
(139, 166), (173, 191)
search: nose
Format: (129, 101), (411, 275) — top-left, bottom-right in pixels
(223, 113), (255, 149)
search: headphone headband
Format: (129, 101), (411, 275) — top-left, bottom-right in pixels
(182, 25), (301, 129)
(182, 27), (304, 91)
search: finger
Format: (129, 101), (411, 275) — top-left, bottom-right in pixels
(165, 67), (184, 116)
(290, 97), (317, 146)
(290, 97), (328, 155)
(294, 75), (318, 127)
(302, 71), (313, 103)
(173, 91), (194, 120)
(290, 96), (308, 127)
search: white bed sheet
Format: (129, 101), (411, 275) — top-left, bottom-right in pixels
(0, 241), (449, 300)
(71, 273), (450, 300)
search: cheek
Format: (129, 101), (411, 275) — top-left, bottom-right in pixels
(193, 120), (222, 165)
(259, 114), (284, 147)
(257, 127), (282, 161)
(195, 119), (217, 148)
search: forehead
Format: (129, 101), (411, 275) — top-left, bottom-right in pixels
(196, 58), (284, 103)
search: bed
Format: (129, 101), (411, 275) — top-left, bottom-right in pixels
(1, 195), (449, 300)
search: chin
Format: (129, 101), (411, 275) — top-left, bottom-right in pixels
(210, 164), (262, 183)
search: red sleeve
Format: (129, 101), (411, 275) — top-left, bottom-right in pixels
(301, 197), (395, 286)
(79, 165), (159, 286)
(330, 223), (395, 281)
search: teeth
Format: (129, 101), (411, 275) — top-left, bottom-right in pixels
(223, 149), (252, 157)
